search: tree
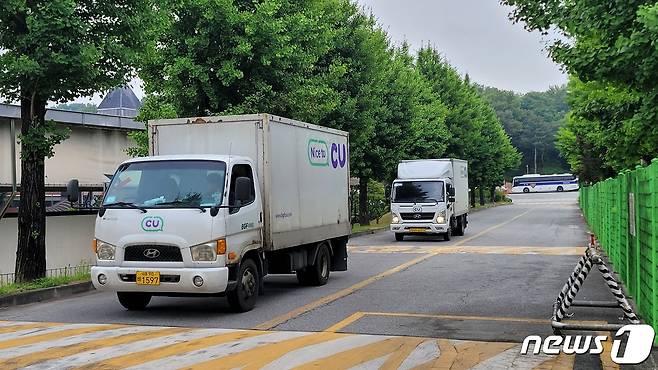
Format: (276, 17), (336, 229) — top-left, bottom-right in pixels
(0, 0), (151, 282)
(478, 85), (569, 175)
(502, 0), (658, 178)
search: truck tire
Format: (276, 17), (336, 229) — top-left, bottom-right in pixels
(297, 242), (330, 286)
(117, 292), (151, 311)
(443, 223), (452, 241)
(227, 258), (259, 312)
(395, 233), (404, 241)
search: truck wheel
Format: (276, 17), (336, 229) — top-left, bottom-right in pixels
(227, 258), (259, 312)
(443, 225), (452, 241)
(297, 242), (330, 286)
(395, 233), (404, 241)
(117, 292), (151, 311)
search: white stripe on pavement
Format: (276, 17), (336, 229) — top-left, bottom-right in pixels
(24, 328), (231, 370)
(398, 339), (440, 370)
(128, 330), (311, 370)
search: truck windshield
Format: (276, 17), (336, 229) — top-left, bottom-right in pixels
(103, 160), (227, 208)
(392, 181), (445, 203)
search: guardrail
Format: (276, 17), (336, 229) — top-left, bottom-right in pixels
(580, 158), (658, 340)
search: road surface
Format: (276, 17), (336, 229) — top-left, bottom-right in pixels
(0, 192), (637, 369)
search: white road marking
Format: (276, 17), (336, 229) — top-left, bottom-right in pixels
(128, 330), (311, 370)
(469, 345), (552, 370)
(398, 339), (440, 370)
(0, 323), (109, 342)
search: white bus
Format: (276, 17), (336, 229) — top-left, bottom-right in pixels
(512, 174), (579, 193)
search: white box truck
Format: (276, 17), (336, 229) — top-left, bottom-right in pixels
(85, 114), (350, 312)
(389, 159), (469, 241)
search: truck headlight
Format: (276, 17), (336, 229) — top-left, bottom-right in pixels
(436, 211), (446, 224)
(391, 215), (400, 224)
(96, 241), (116, 261)
(191, 242), (218, 262)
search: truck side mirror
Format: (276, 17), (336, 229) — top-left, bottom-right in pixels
(448, 196), (456, 203)
(235, 177), (252, 204)
(67, 179), (79, 203)
(448, 186), (455, 197)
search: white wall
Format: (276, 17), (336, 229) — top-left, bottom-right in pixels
(0, 119), (135, 185)
(0, 215), (96, 274)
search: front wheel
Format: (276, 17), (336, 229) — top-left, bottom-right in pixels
(523, 187), (530, 193)
(454, 215), (465, 236)
(117, 292), (151, 311)
(227, 258), (259, 312)
(443, 226), (452, 241)
(557, 186), (564, 192)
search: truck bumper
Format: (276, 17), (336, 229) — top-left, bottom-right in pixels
(390, 223), (449, 234)
(91, 266), (229, 294)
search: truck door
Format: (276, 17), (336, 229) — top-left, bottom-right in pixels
(225, 163), (263, 261)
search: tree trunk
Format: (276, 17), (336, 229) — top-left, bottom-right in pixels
(479, 187), (485, 206)
(490, 187), (496, 203)
(359, 177), (369, 226)
(469, 188), (475, 207)
(15, 93), (48, 283)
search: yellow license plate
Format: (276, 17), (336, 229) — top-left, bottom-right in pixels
(409, 228), (428, 233)
(136, 271), (160, 285)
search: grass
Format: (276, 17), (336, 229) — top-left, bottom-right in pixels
(471, 199), (513, 211)
(0, 272), (90, 296)
(352, 212), (392, 234)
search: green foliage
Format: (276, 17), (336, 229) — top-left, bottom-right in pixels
(502, 0), (658, 181)
(479, 85), (569, 176)
(52, 103), (98, 113)
(18, 121), (70, 159)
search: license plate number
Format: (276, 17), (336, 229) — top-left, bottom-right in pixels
(409, 228), (427, 233)
(136, 271), (160, 285)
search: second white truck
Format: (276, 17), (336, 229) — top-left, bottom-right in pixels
(83, 114), (350, 312)
(390, 159), (469, 241)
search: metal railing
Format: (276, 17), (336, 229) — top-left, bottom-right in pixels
(0, 263), (91, 287)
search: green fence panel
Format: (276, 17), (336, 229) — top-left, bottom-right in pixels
(579, 160), (658, 338)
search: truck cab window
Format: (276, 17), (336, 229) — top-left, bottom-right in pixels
(229, 164), (255, 213)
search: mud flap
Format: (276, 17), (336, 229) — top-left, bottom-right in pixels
(330, 237), (348, 271)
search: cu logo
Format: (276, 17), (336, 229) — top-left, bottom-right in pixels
(141, 216), (164, 232)
(412, 205), (422, 212)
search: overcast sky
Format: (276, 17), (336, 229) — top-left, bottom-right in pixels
(354, 0), (567, 93)
(74, 0), (566, 105)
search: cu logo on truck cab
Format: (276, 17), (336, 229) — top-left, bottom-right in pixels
(412, 205), (422, 212)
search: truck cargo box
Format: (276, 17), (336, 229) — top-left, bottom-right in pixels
(149, 114), (351, 251)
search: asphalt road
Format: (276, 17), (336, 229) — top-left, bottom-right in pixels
(0, 192), (622, 342)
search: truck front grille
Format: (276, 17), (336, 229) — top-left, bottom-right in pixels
(124, 245), (183, 262)
(400, 212), (435, 221)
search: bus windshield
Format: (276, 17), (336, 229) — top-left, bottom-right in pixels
(392, 181), (445, 203)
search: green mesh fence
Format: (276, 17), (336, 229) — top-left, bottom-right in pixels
(580, 159), (658, 336)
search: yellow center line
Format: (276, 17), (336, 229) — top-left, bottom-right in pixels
(0, 324), (127, 350)
(324, 312), (366, 333)
(254, 210), (531, 331)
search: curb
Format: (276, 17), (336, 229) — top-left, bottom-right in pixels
(0, 281), (94, 308)
(351, 227), (389, 238)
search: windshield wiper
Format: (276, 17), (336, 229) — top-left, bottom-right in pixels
(153, 200), (207, 213)
(102, 202), (147, 213)
(415, 198), (439, 204)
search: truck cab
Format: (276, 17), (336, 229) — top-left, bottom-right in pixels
(390, 159), (469, 241)
(91, 155), (263, 311)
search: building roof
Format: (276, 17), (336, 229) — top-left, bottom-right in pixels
(0, 103), (144, 131)
(97, 86), (142, 117)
